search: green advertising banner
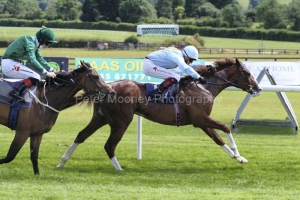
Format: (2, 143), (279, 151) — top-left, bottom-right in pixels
(75, 58), (205, 83)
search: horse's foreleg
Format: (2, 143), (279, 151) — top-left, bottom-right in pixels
(225, 132), (247, 163)
(201, 125), (247, 164)
(0, 131), (29, 165)
(30, 135), (43, 175)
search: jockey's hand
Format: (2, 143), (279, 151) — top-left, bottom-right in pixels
(46, 71), (56, 78)
(198, 76), (207, 85)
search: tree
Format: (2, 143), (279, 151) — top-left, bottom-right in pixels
(55, 0), (82, 20)
(255, 0), (285, 29)
(119, 0), (156, 23)
(221, 3), (245, 27)
(174, 6), (185, 20)
(156, 0), (173, 19)
(4, 0), (25, 17)
(98, 0), (124, 22)
(45, 0), (58, 20)
(197, 2), (220, 18)
(25, 7), (45, 20)
(0, 0), (7, 14)
(286, 1), (300, 31)
(173, 0), (183, 10)
(207, 0), (238, 9)
(80, 0), (99, 22)
(184, 0), (206, 18)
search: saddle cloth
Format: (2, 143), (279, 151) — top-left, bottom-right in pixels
(0, 79), (36, 108)
(145, 83), (177, 104)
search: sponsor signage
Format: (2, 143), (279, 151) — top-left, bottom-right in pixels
(75, 58), (205, 83)
(243, 62), (300, 86)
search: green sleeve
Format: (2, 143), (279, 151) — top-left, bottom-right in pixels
(25, 39), (50, 73)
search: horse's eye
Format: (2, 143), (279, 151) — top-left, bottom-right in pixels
(92, 75), (99, 79)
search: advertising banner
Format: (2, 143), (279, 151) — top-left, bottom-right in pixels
(243, 62), (300, 85)
(205, 61), (300, 86)
(0, 57), (69, 78)
(75, 58), (205, 83)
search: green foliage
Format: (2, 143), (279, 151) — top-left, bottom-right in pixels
(255, 0), (286, 29)
(119, 0), (157, 23)
(185, 0), (206, 18)
(139, 17), (174, 24)
(98, 0), (123, 22)
(197, 2), (221, 18)
(80, 0), (100, 22)
(156, 0), (173, 19)
(193, 33), (204, 46)
(286, 1), (300, 31)
(221, 3), (246, 28)
(124, 35), (139, 44)
(174, 6), (185, 20)
(55, 0), (81, 21)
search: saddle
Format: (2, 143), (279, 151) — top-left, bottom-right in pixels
(0, 79), (37, 130)
(145, 83), (178, 104)
(0, 79), (36, 107)
(145, 83), (180, 126)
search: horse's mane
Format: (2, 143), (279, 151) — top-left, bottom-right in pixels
(181, 57), (236, 82)
(38, 66), (86, 87)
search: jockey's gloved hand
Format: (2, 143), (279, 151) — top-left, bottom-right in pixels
(46, 71), (56, 78)
(198, 76), (207, 85)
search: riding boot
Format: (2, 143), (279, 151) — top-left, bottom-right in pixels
(149, 77), (177, 100)
(9, 78), (34, 102)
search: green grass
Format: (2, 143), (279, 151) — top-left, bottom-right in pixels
(0, 91), (300, 199)
(0, 26), (299, 50)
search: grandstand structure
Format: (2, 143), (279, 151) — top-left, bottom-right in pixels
(137, 24), (179, 37)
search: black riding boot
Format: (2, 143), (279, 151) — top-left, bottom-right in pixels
(9, 82), (28, 101)
(149, 77), (177, 100)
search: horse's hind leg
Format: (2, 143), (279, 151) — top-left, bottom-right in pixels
(57, 116), (107, 168)
(30, 135), (43, 175)
(0, 131), (29, 165)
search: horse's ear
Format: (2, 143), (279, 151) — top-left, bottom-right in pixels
(235, 58), (241, 65)
(80, 60), (84, 67)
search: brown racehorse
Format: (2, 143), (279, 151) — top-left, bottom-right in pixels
(57, 58), (261, 170)
(0, 61), (115, 174)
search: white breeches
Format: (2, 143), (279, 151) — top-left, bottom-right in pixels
(2, 59), (41, 80)
(142, 58), (180, 81)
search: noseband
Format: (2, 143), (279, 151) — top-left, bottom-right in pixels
(83, 68), (107, 98)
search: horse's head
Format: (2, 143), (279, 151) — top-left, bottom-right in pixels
(68, 61), (116, 98)
(214, 58), (262, 97)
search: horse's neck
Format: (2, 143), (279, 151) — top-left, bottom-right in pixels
(36, 86), (79, 110)
(204, 70), (232, 97)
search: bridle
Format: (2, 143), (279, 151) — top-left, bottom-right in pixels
(46, 67), (108, 98)
(82, 67), (107, 98)
(203, 64), (254, 93)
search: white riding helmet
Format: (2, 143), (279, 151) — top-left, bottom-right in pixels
(182, 46), (199, 60)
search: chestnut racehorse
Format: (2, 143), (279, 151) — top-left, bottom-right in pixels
(57, 58), (261, 170)
(0, 61), (115, 174)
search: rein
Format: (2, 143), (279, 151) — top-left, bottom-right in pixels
(202, 64), (253, 92)
(27, 89), (60, 113)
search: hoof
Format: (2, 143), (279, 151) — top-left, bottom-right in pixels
(235, 156), (248, 163)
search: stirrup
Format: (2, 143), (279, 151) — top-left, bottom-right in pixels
(9, 92), (25, 102)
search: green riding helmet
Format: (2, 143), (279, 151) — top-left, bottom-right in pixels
(36, 28), (58, 44)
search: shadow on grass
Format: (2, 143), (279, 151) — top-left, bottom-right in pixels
(231, 124), (297, 136)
